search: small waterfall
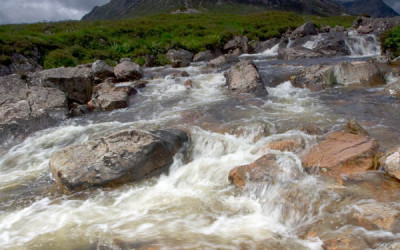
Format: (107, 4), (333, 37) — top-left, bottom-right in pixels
(345, 34), (381, 56)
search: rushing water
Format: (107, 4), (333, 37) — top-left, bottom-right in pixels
(1, 35), (400, 249)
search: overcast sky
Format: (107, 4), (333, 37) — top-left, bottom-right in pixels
(0, 0), (399, 25)
(0, 0), (110, 25)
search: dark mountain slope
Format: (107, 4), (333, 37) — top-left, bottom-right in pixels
(339, 0), (398, 18)
(82, 0), (346, 21)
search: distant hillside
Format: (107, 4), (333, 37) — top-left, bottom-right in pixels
(82, 0), (346, 21)
(338, 0), (398, 18)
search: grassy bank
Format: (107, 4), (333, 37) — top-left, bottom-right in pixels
(381, 26), (400, 58)
(0, 12), (355, 69)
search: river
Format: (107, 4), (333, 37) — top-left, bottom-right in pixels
(1, 34), (400, 249)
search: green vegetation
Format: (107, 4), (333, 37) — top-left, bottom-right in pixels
(0, 12), (355, 69)
(381, 26), (400, 58)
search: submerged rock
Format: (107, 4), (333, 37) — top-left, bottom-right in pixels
(301, 121), (379, 177)
(114, 61), (143, 81)
(29, 64), (94, 104)
(228, 154), (280, 188)
(166, 49), (193, 68)
(224, 60), (267, 96)
(50, 129), (189, 192)
(352, 203), (400, 233)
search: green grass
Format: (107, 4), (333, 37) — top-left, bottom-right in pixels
(0, 12), (356, 69)
(381, 26), (400, 59)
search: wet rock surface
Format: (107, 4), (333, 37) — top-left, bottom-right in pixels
(382, 150), (400, 181)
(302, 121), (379, 177)
(50, 129), (189, 192)
(114, 60), (143, 81)
(166, 49), (193, 68)
(224, 60), (267, 96)
(29, 64), (94, 103)
(0, 74), (68, 142)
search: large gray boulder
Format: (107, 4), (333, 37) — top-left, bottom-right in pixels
(166, 49), (193, 68)
(254, 38), (280, 53)
(29, 64), (94, 104)
(224, 60), (268, 96)
(353, 16), (400, 35)
(0, 74), (68, 142)
(92, 60), (114, 80)
(193, 50), (215, 62)
(114, 61), (143, 81)
(88, 82), (136, 111)
(50, 129), (189, 191)
(290, 23), (318, 39)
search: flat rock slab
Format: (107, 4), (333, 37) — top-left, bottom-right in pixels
(302, 131), (379, 177)
(50, 129), (189, 192)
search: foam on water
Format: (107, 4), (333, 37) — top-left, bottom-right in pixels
(0, 126), (322, 249)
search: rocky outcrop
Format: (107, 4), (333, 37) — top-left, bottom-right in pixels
(92, 60), (114, 80)
(224, 60), (267, 96)
(88, 82), (136, 111)
(293, 60), (385, 90)
(166, 49), (193, 68)
(0, 74), (68, 142)
(0, 51), (42, 77)
(50, 129), (189, 192)
(263, 138), (305, 153)
(223, 36), (253, 55)
(290, 23), (318, 39)
(29, 64), (94, 104)
(382, 150), (400, 180)
(301, 121), (379, 177)
(114, 60), (143, 81)
(353, 16), (400, 35)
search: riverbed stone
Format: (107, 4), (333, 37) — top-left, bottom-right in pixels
(382, 150), (400, 181)
(114, 61), (143, 81)
(88, 92), (129, 111)
(224, 60), (267, 96)
(50, 129), (189, 192)
(166, 49), (193, 68)
(29, 64), (94, 104)
(301, 122), (379, 177)
(263, 138), (305, 153)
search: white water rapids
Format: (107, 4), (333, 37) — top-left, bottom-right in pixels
(1, 34), (400, 249)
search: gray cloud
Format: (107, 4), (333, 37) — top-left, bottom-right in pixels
(0, 0), (110, 25)
(384, 0), (400, 13)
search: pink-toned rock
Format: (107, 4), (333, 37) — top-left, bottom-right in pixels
(302, 122), (379, 177)
(263, 139), (305, 153)
(352, 203), (400, 233)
